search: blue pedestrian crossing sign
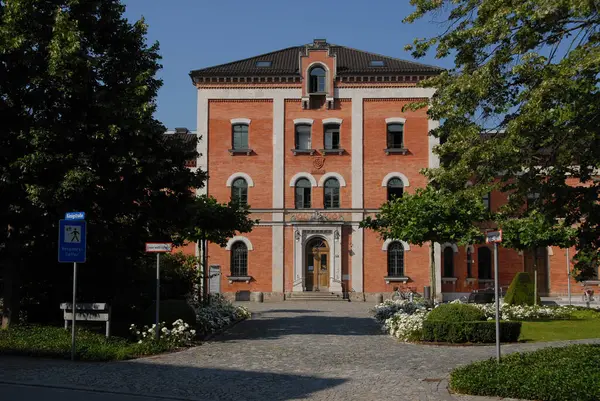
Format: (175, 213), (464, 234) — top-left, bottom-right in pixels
(58, 219), (87, 263)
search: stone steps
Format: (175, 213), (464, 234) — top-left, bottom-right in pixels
(286, 292), (347, 302)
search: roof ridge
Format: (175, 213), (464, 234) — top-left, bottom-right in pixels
(190, 45), (303, 74)
(330, 44), (443, 70)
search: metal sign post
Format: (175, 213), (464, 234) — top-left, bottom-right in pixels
(59, 212), (87, 361)
(145, 242), (173, 340)
(566, 247), (571, 306)
(486, 229), (502, 363)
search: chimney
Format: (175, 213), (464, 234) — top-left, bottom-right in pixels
(313, 38), (328, 47)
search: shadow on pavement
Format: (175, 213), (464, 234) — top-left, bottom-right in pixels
(0, 357), (347, 401)
(256, 309), (324, 314)
(212, 315), (382, 341)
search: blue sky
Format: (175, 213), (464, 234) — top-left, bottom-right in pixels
(122, 0), (449, 130)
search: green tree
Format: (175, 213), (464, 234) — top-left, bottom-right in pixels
(403, 0), (600, 277)
(499, 210), (576, 303)
(0, 1), (205, 327)
(361, 187), (487, 300)
(175, 196), (257, 304)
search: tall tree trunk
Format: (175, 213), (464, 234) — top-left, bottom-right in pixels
(2, 224), (21, 329)
(201, 236), (209, 305)
(430, 241), (436, 301)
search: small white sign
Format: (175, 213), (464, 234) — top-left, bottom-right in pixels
(145, 243), (173, 253)
(64, 225), (82, 243)
(486, 230), (502, 243)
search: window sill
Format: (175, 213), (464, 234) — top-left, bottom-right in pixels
(228, 148), (253, 155)
(442, 277), (458, 283)
(478, 279), (494, 283)
(308, 92), (327, 96)
(384, 276), (410, 284)
(291, 149), (316, 155)
(320, 148), (345, 155)
(465, 278), (477, 283)
(227, 276), (252, 284)
(582, 280), (600, 286)
(385, 148), (409, 155)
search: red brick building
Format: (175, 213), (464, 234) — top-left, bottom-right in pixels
(183, 39), (590, 302)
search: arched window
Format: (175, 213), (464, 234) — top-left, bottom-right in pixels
(295, 124), (312, 150)
(478, 247), (492, 279)
(387, 242), (405, 277)
(230, 242), (248, 277)
(482, 191), (491, 211)
(323, 178), (340, 209)
(232, 124), (249, 150)
(387, 123), (404, 149)
(309, 66), (326, 93)
(231, 178), (248, 206)
(387, 177), (404, 201)
(443, 247), (454, 277)
(466, 247), (473, 278)
(295, 178), (311, 209)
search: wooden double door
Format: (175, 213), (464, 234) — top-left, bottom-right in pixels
(305, 238), (330, 291)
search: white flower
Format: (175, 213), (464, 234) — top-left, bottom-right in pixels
(138, 340), (143, 344)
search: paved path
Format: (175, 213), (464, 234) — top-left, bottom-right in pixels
(1, 301), (598, 401)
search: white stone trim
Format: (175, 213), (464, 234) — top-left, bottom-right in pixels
(305, 62), (332, 95)
(225, 236), (254, 251)
(226, 236), (254, 251)
(428, 118), (440, 169)
(293, 118), (314, 126)
(547, 246), (554, 256)
(230, 118), (251, 125)
(381, 239), (411, 251)
(381, 172), (410, 187)
(226, 172), (254, 187)
(318, 172), (347, 187)
(441, 243), (459, 253)
(289, 172), (317, 187)
(385, 117), (406, 125)
(322, 118), (343, 125)
(466, 245), (475, 253)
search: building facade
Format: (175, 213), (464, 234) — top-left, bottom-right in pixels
(183, 39), (591, 302)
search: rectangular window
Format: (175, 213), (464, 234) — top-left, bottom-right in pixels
(324, 124), (340, 150)
(387, 123), (404, 149)
(482, 192), (491, 211)
(295, 124), (311, 150)
(232, 124), (249, 149)
(295, 186), (311, 209)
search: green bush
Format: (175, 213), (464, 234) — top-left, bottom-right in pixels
(422, 320), (522, 343)
(504, 272), (540, 306)
(450, 344), (600, 401)
(142, 299), (196, 327)
(0, 325), (172, 361)
(426, 303), (486, 322)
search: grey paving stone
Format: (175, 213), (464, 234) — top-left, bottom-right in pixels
(0, 301), (598, 401)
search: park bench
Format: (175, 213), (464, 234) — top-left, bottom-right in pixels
(60, 303), (111, 337)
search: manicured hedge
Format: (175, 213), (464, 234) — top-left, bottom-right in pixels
(422, 320), (521, 343)
(504, 272), (540, 306)
(450, 344), (600, 401)
(426, 303), (486, 322)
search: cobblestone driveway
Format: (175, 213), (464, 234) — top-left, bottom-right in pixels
(1, 301), (598, 401)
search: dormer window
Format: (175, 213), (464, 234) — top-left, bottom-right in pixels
(256, 61), (271, 67)
(370, 60), (385, 67)
(309, 66), (326, 93)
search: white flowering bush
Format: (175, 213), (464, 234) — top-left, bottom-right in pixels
(372, 299), (434, 341)
(129, 319), (196, 348)
(472, 302), (574, 321)
(195, 295), (251, 336)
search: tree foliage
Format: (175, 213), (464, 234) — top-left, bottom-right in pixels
(403, 0), (600, 278)
(361, 187), (488, 299)
(0, 1), (205, 326)
(499, 210), (577, 251)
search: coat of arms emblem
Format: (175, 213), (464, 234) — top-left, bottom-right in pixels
(313, 156), (325, 170)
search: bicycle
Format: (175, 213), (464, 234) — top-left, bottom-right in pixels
(391, 287), (417, 301)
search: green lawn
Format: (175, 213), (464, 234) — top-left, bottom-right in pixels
(519, 309), (600, 342)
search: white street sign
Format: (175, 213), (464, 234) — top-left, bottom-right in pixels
(145, 243), (173, 253)
(486, 230), (502, 243)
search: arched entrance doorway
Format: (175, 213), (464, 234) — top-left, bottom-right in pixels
(305, 237), (330, 291)
(524, 247), (549, 296)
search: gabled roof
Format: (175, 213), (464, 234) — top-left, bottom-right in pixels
(190, 41), (443, 78)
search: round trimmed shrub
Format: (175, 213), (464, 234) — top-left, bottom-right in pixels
(426, 303), (486, 322)
(142, 299), (196, 327)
